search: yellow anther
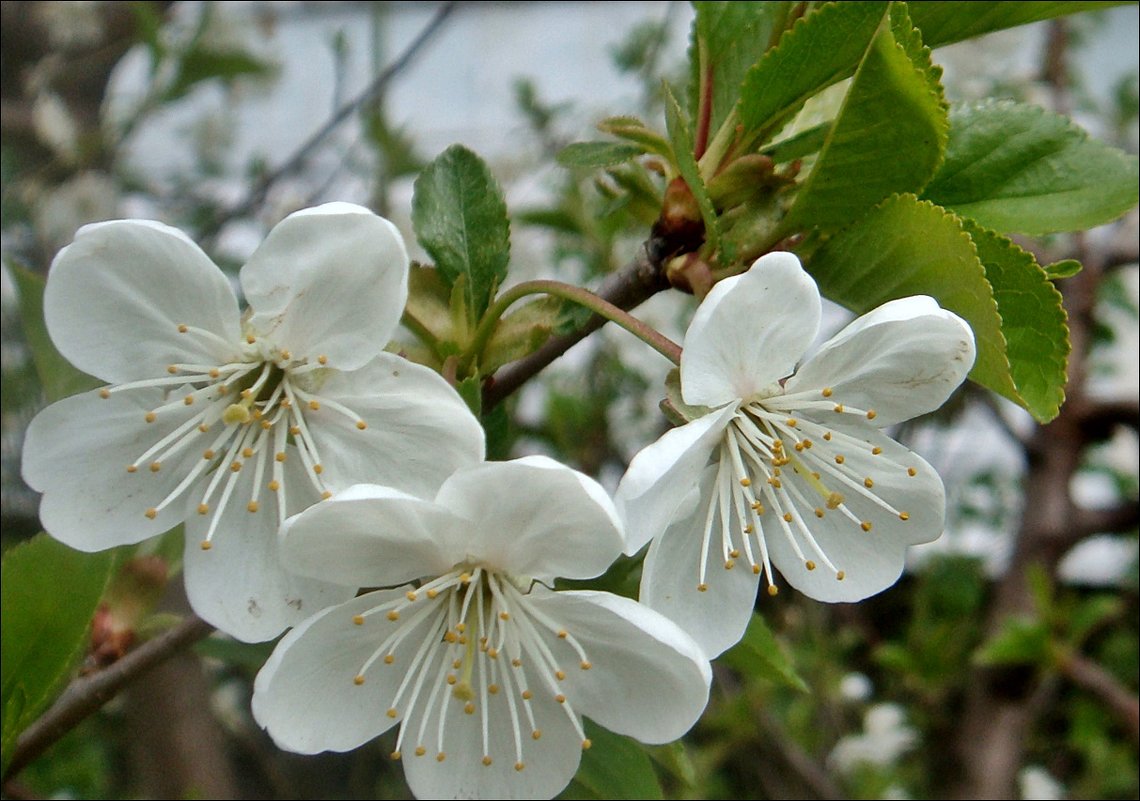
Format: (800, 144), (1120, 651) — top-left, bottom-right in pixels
(767, 585), (779, 596)
(126, 465), (138, 473)
(555, 694), (567, 704)
(268, 480), (280, 491)
(145, 412), (157, 424)
(512, 658), (522, 667)
(313, 464), (324, 475)
(279, 350), (291, 361)
(436, 753), (446, 763)
(834, 404), (845, 413)
(446, 673), (457, 684)
(489, 684), (499, 694)
(415, 746), (426, 757)
(354, 676), (366, 687)
(289, 425), (301, 435)
(785, 418), (797, 427)
(99, 388), (111, 399)
(183, 395), (194, 406)
(730, 548), (741, 558)
(275, 452), (287, 462)
(768, 478), (782, 489)
(149, 461), (161, 472)
(499, 611), (510, 621)
(145, 508), (158, 519)
(806, 560), (816, 571)
(827, 492), (844, 509)
(555, 670), (566, 681)
(815, 508), (825, 518)
(203, 449), (216, 460)
(834, 454), (845, 464)
(794, 442), (804, 452)
(872, 446), (883, 455)
(864, 477), (874, 488)
(861, 521), (873, 532)
(247, 501), (259, 513)
(390, 751), (401, 761)
(557, 630), (568, 639)
(582, 739), (592, 750)
(907, 467), (917, 476)
(405, 591), (417, 602)
(744, 524), (755, 534)
(725, 559), (735, 570)
(209, 368), (220, 378)
(752, 563), (761, 575)
(230, 462), (241, 472)
(445, 632), (458, 644)
(532, 730), (542, 740)
(198, 503), (209, 515)
(387, 708), (399, 718)
(260, 420), (271, 430)
(482, 756), (493, 767)
(308, 400), (320, 411)
(521, 690), (533, 700)
(899, 512), (911, 521)
(321, 490), (333, 500)
(580, 660), (592, 670)
(242, 447), (253, 458)
(200, 541), (212, 551)
(866, 409), (877, 420)
(356, 420), (367, 430)
(782, 512), (793, 523)
(177, 324), (189, 333)
(823, 432), (833, 441)
(387, 610), (399, 621)
(246, 334), (256, 345)
(318, 355), (328, 365)
(740, 477), (752, 487)
(515, 762), (526, 772)
(464, 702), (475, 715)
(821, 387), (833, 397)
(697, 583), (708, 592)
(836, 571), (846, 581)
(352, 615), (364, 625)
(426, 589), (439, 599)
(384, 654), (394, 664)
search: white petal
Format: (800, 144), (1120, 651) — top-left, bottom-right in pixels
(764, 421), (945, 602)
(241, 204), (408, 371)
(615, 404), (737, 555)
(302, 353), (485, 499)
(22, 388), (206, 550)
(278, 485), (461, 588)
(44, 220), (241, 383)
(785, 296), (976, 427)
(400, 658), (583, 800)
(680, 252), (820, 408)
(434, 458), (625, 581)
(640, 468), (760, 658)
(183, 458), (355, 642)
(527, 588), (711, 744)
(252, 589), (415, 753)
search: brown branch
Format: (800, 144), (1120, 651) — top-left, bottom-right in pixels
(3, 615), (215, 783)
(482, 236), (673, 409)
(1055, 650), (1140, 745)
(1078, 398), (1140, 439)
(200, 2), (457, 239)
(1070, 500), (1140, 541)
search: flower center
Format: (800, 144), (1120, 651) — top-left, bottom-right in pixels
(99, 322), (370, 548)
(348, 565), (594, 772)
(695, 385), (919, 594)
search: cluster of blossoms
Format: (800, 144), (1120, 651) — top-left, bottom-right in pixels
(23, 206), (974, 799)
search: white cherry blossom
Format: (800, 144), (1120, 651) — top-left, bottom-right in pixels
(21, 203), (485, 642)
(615, 252), (976, 657)
(252, 457), (712, 800)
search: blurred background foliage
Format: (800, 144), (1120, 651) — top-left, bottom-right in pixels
(1, 2), (1137, 799)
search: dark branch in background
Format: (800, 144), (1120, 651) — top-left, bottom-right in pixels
(1056, 650), (1140, 745)
(3, 615), (215, 784)
(199, 1), (457, 240)
(483, 236), (674, 409)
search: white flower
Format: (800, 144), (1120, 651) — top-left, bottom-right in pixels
(615, 252), (976, 657)
(252, 457), (712, 800)
(828, 703), (919, 774)
(21, 203), (486, 642)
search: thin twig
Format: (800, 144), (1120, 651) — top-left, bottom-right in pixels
(201, 1), (457, 238)
(1055, 650), (1140, 745)
(482, 236), (673, 408)
(3, 615), (216, 782)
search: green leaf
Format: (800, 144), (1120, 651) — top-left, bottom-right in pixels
(480, 297), (563, 374)
(564, 720), (664, 800)
(759, 121), (830, 163)
(454, 374), (482, 419)
(806, 194), (1069, 422)
(975, 615), (1051, 666)
(688, 2), (795, 141)
(1, 535), (116, 774)
(962, 220), (1069, 421)
(720, 613), (809, 693)
(908, 2), (1127, 48)
(784, 4), (947, 232)
(11, 264), (101, 402)
(557, 141), (647, 169)
(738, 1), (887, 137)
(596, 116), (673, 159)
(412, 145), (511, 322)
(664, 84), (721, 256)
(921, 101), (1140, 236)
(164, 47), (275, 102)
(1045, 259), (1082, 280)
